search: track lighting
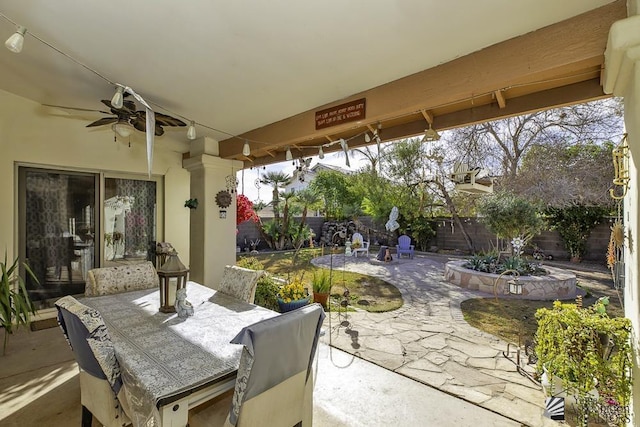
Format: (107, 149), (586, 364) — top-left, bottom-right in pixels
(318, 146), (324, 159)
(242, 140), (251, 156)
(111, 86), (124, 109)
(5, 25), (26, 53)
(285, 147), (293, 161)
(187, 121), (197, 140)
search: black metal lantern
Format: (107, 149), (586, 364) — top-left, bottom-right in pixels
(157, 251), (189, 313)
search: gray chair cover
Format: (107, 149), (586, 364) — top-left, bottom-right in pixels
(228, 303), (325, 425)
(55, 295), (123, 395)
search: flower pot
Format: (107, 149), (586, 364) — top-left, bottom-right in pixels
(277, 296), (310, 313)
(313, 292), (330, 309)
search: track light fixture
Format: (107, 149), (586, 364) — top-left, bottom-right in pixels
(286, 147), (293, 161)
(187, 121), (197, 140)
(110, 86), (124, 109)
(5, 25), (26, 53)
(242, 140), (251, 156)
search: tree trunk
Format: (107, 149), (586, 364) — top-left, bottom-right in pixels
(437, 181), (474, 253)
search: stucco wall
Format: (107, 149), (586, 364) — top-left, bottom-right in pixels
(0, 89), (191, 266)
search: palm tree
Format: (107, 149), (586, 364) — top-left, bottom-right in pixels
(295, 188), (322, 235)
(259, 171), (292, 221)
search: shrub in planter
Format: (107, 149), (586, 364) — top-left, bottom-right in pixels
(535, 299), (632, 426)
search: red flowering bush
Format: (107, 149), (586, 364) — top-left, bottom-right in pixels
(237, 194), (259, 226)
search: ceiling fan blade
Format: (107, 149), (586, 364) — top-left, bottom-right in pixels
(42, 103), (107, 113)
(131, 117), (147, 133)
(155, 112), (186, 127)
(101, 99), (137, 115)
(86, 117), (118, 127)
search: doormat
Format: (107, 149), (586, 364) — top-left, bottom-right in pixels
(30, 317), (59, 331)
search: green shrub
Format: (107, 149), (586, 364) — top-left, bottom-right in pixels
(236, 256), (264, 270)
(254, 275), (280, 311)
(535, 300), (632, 424)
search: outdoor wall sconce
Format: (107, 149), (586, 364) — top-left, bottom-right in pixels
(219, 210), (227, 219)
(610, 134), (629, 200)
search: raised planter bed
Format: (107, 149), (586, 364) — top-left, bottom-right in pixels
(444, 260), (577, 300)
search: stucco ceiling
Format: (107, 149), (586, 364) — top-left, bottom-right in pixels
(0, 0), (621, 163)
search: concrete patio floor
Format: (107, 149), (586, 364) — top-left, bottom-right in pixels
(0, 325), (522, 427)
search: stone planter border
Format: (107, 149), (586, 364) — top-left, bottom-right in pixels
(444, 260), (577, 300)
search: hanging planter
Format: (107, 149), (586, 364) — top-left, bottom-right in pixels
(184, 198), (198, 209)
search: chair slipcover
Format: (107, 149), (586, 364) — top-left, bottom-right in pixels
(55, 296), (131, 427)
(189, 304), (325, 427)
(218, 265), (265, 304)
(85, 261), (158, 296)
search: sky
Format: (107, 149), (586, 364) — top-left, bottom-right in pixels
(236, 150), (367, 204)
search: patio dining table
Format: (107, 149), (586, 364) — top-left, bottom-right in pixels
(82, 281), (278, 427)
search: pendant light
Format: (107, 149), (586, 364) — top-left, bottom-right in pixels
(110, 86), (124, 109)
(242, 140), (251, 156)
(285, 147), (293, 161)
(318, 146), (324, 159)
(5, 25), (26, 53)
(187, 121), (197, 140)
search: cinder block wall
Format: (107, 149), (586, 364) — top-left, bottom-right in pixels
(237, 216), (613, 262)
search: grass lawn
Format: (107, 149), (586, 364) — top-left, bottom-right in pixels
(238, 248), (403, 313)
(461, 268), (625, 344)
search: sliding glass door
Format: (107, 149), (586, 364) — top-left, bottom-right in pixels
(19, 167), (162, 308)
(19, 168), (98, 306)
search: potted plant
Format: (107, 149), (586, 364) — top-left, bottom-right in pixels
(535, 299), (632, 426)
(312, 269), (331, 309)
(277, 279), (309, 313)
(1, 253), (38, 355)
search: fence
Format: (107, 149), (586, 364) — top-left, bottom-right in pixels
(237, 216), (613, 262)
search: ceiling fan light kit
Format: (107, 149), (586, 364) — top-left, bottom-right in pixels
(5, 25), (26, 53)
(112, 121), (134, 138)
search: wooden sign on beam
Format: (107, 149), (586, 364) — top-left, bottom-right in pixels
(315, 98), (366, 130)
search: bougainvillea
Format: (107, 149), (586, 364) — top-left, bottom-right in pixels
(236, 194), (259, 226)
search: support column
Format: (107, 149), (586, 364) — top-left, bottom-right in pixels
(603, 8), (640, 427)
(183, 137), (243, 288)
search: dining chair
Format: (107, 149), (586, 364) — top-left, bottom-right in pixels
(55, 296), (132, 427)
(85, 261), (158, 296)
(217, 265), (265, 304)
(189, 303), (326, 427)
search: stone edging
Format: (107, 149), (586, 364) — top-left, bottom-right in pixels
(443, 260), (577, 300)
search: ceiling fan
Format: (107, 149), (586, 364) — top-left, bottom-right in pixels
(86, 94), (186, 136)
(45, 93), (186, 137)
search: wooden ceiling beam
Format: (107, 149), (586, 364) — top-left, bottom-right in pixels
(494, 90), (507, 109)
(225, 0), (626, 162)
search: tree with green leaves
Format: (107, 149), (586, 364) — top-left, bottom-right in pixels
(477, 191), (546, 252)
(545, 204), (610, 260)
(310, 169), (358, 220)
